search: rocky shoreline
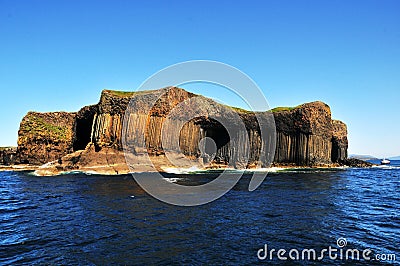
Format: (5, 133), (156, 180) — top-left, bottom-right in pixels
(0, 156), (374, 176)
(0, 164), (39, 172)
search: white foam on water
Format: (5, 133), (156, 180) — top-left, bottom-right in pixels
(64, 171), (84, 175)
(372, 165), (400, 170)
(37, 161), (57, 169)
(162, 166), (202, 174)
(162, 177), (182, 183)
(245, 167), (286, 173)
(161, 166), (290, 175)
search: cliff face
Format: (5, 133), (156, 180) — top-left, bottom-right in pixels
(273, 101), (343, 166)
(120, 88), (274, 168)
(90, 88), (201, 152)
(17, 112), (76, 165)
(331, 120), (348, 162)
(14, 87), (348, 170)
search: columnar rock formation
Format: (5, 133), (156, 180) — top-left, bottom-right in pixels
(331, 120), (349, 162)
(13, 87), (348, 171)
(273, 101), (348, 165)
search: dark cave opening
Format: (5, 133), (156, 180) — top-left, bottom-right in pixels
(178, 119), (230, 159)
(331, 141), (339, 163)
(198, 120), (231, 164)
(202, 125), (230, 153)
(73, 113), (95, 151)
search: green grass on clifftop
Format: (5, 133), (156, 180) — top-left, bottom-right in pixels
(103, 88), (170, 98)
(271, 106), (296, 113)
(22, 115), (69, 140)
(230, 106), (254, 114)
(103, 90), (136, 97)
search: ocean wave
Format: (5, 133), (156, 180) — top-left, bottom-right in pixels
(161, 166), (203, 174)
(162, 177), (183, 183)
(372, 165), (400, 170)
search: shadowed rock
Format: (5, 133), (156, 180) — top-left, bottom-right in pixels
(339, 158), (374, 168)
(0, 147), (17, 165)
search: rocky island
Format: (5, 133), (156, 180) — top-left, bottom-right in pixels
(1, 87), (370, 175)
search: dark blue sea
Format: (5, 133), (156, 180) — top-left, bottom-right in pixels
(1, 162), (399, 265)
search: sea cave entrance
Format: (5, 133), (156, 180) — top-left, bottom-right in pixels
(177, 118), (231, 163)
(73, 110), (95, 151)
(201, 125), (230, 153)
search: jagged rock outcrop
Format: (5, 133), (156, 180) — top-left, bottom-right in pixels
(339, 158), (373, 168)
(13, 87), (350, 173)
(16, 106), (99, 166)
(332, 120), (348, 162)
(17, 112), (76, 165)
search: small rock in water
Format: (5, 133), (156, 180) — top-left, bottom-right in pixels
(339, 158), (374, 168)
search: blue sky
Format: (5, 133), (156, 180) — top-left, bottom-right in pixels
(0, 0), (399, 157)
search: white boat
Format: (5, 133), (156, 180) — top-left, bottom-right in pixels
(381, 158), (391, 165)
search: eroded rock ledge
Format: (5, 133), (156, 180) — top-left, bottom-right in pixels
(5, 87), (353, 174)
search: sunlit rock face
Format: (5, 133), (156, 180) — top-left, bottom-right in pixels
(273, 101), (348, 166)
(91, 87), (275, 168)
(17, 112), (76, 165)
(331, 120), (348, 162)
(14, 87), (348, 169)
